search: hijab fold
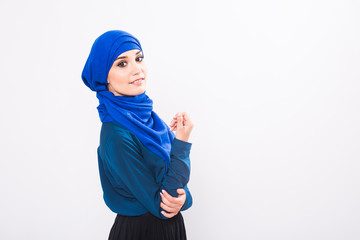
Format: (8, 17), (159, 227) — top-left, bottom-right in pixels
(81, 30), (175, 171)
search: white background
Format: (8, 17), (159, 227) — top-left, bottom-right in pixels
(1, 0), (359, 239)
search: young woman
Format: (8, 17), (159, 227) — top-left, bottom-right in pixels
(81, 30), (194, 240)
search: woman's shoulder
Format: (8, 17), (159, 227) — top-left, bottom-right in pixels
(99, 122), (144, 161)
(101, 121), (130, 133)
(100, 121), (139, 145)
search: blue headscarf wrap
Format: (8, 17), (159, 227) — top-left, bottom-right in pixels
(81, 30), (175, 171)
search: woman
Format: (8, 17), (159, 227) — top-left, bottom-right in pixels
(81, 30), (194, 240)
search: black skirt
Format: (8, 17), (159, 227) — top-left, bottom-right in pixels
(108, 211), (187, 240)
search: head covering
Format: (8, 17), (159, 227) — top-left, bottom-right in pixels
(81, 30), (175, 171)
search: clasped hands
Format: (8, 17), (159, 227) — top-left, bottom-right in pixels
(160, 188), (186, 218)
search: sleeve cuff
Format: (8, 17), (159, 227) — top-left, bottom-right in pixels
(170, 138), (192, 157)
(173, 138), (192, 149)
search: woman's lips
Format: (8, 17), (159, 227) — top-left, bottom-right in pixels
(131, 78), (144, 85)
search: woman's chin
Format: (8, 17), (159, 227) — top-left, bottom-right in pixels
(133, 85), (146, 93)
(128, 87), (146, 96)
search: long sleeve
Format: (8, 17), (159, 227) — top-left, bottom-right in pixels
(101, 129), (192, 219)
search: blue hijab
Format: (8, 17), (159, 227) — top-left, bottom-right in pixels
(81, 30), (175, 171)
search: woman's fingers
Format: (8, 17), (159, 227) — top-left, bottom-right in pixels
(170, 112), (194, 141)
(169, 117), (178, 131)
(173, 112), (192, 128)
(170, 120), (177, 128)
(170, 113), (179, 126)
(170, 112), (185, 128)
(170, 124), (177, 132)
(160, 201), (176, 213)
(161, 210), (176, 218)
(171, 112), (182, 124)
(170, 118), (177, 125)
(162, 189), (177, 203)
(176, 189), (186, 205)
(160, 192), (176, 208)
(160, 194), (178, 218)
(160, 189), (186, 218)
(162, 189), (178, 203)
(177, 188), (186, 195)
(183, 112), (188, 125)
(177, 113), (183, 129)
(162, 190), (183, 206)
(182, 112), (193, 127)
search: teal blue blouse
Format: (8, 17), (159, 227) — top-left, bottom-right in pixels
(97, 121), (193, 219)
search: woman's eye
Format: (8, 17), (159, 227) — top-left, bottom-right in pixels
(136, 56), (144, 62)
(118, 61), (127, 67)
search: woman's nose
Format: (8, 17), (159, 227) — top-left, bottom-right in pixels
(132, 62), (141, 75)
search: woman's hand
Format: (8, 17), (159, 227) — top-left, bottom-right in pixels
(169, 112), (194, 142)
(160, 189), (186, 218)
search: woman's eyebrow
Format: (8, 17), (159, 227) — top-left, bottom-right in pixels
(115, 50), (142, 60)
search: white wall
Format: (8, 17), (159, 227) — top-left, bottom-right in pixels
(1, 0), (359, 239)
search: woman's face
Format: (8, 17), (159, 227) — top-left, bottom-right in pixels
(107, 49), (147, 96)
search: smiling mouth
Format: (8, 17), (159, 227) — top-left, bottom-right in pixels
(131, 78), (144, 84)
